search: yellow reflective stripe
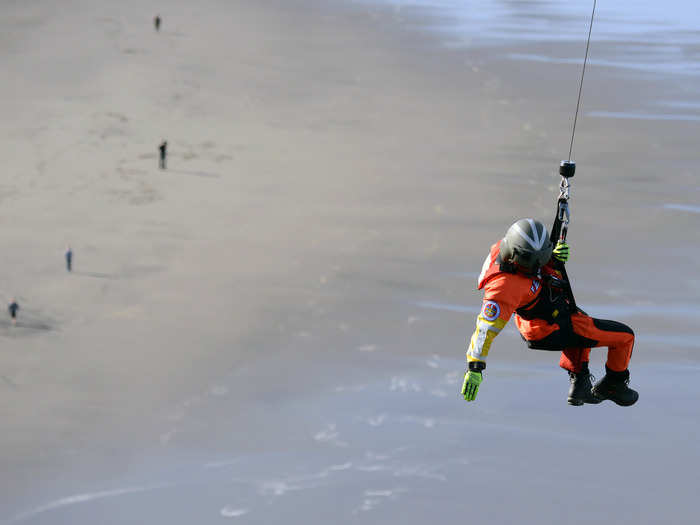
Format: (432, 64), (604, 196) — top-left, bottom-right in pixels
(476, 315), (507, 332)
(466, 315), (507, 362)
(467, 327), (498, 361)
(467, 325), (495, 360)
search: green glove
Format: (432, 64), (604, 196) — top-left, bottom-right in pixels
(552, 241), (570, 263)
(461, 371), (483, 402)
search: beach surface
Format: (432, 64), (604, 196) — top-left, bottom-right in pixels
(1, 0), (699, 523)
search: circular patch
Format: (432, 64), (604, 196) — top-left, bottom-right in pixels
(482, 301), (501, 321)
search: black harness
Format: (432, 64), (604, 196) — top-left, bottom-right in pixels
(516, 274), (577, 351)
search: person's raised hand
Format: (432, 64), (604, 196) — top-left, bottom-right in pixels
(553, 241), (570, 263)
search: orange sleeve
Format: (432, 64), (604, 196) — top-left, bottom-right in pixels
(467, 274), (531, 363)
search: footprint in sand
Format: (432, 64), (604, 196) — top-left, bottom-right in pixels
(259, 480), (299, 497)
(313, 423), (348, 447)
(399, 415), (436, 429)
(108, 305), (143, 319)
(366, 414), (387, 427)
(390, 376), (422, 393)
(209, 385), (229, 397)
(444, 371), (460, 385)
(355, 488), (403, 513)
(220, 506), (249, 518)
(334, 384), (367, 393)
(159, 428), (176, 445)
(430, 388), (448, 398)
(329, 462), (353, 471)
(426, 354), (440, 368)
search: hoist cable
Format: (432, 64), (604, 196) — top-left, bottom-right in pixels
(568, 0), (597, 161)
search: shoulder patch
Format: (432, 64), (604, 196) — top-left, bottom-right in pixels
(482, 301), (501, 321)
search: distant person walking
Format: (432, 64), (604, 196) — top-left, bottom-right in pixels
(154, 15), (161, 32)
(8, 299), (19, 326)
(65, 245), (73, 272)
(159, 140), (167, 169)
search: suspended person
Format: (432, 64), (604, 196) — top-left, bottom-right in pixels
(461, 218), (638, 407)
(8, 298), (19, 326)
(65, 245), (73, 272)
(158, 140), (167, 169)
(154, 15), (161, 32)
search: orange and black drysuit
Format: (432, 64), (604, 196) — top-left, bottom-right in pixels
(468, 241), (634, 373)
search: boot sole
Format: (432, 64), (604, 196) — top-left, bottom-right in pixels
(567, 397), (602, 406)
(591, 388), (639, 407)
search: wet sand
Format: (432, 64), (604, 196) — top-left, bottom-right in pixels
(1, 0), (699, 523)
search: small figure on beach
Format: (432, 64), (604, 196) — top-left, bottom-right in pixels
(461, 218), (638, 407)
(65, 245), (73, 272)
(8, 298), (19, 326)
(159, 140), (167, 169)
(154, 15), (161, 32)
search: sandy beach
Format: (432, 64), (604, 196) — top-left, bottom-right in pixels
(1, 0), (699, 523)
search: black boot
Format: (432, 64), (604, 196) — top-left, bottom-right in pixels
(567, 364), (602, 406)
(592, 367), (639, 406)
